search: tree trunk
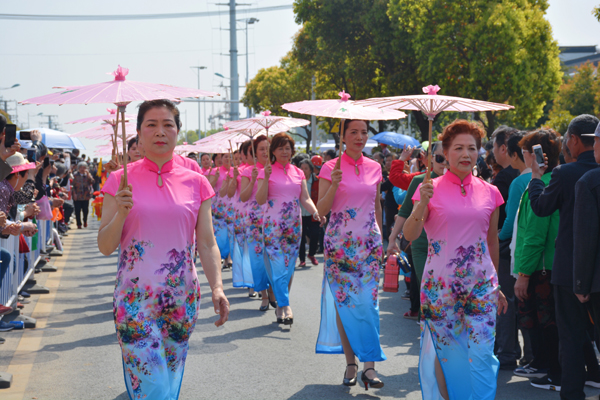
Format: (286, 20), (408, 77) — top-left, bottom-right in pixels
(303, 126), (311, 153)
(378, 120), (386, 133)
(485, 111), (496, 138)
(413, 111), (431, 142)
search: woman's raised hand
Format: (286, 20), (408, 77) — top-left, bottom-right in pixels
(251, 166), (259, 181)
(331, 168), (342, 187)
(115, 175), (133, 217)
(264, 163), (272, 179)
(400, 146), (413, 162)
(419, 182), (433, 205)
(233, 166), (239, 179)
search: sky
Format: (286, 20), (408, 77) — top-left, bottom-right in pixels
(1, 0), (599, 157)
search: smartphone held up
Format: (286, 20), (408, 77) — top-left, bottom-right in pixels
(4, 124), (16, 148)
(532, 144), (545, 168)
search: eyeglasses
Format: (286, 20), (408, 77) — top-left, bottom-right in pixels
(434, 154), (446, 164)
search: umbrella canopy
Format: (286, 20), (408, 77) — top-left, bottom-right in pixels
(371, 131), (420, 149)
(70, 121), (138, 139)
(18, 128), (86, 150)
(20, 65), (219, 106)
(282, 91), (407, 121)
(194, 128), (266, 153)
(66, 108), (136, 124)
(356, 85), (513, 119)
(357, 85), (514, 180)
(224, 111), (310, 133)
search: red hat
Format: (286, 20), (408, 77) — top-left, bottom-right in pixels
(311, 155), (323, 167)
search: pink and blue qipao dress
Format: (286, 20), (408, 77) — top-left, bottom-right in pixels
(413, 171), (504, 400)
(208, 166), (230, 259)
(229, 164), (253, 288)
(257, 161), (304, 307)
(315, 153), (386, 362)
(102, 157), (215, 400)
(241, 162), (270, 292)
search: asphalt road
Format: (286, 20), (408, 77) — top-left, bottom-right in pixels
(1, 219), (599, 399)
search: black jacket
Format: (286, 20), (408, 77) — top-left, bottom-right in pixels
(574, 168), (600, 294)
(492, 165), (519, 231)
(529, 150), (599, 288)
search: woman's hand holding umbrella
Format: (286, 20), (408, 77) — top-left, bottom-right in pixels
(418, 182), (434, 206)
(115, 175), (133, 217)
(330, 167), (343, 189)
(263, 163), (272, 179)
(250, 166), (259, 181)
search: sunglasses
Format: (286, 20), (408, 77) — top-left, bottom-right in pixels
(434, 154), (446, 164)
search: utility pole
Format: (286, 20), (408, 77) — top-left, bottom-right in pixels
(239, 17), (259, 118)
(190, 66), (207, 138)
(311, 76), (317, 152)
(228, 0), (239, 121)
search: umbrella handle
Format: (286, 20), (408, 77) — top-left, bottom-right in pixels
(425, 118), (433, 183)
(119, 106), (128, 185)
(335, 119), (345, 170)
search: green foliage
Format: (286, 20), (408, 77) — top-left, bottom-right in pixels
(177, 130), (199, 145)
(389, 0), (562, 136)
(546, 62), (600, 133)
(594, 5), (600, 21)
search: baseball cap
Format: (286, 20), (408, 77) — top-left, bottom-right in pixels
(581, 123), (600, 138)
(311, 155), (323, 167)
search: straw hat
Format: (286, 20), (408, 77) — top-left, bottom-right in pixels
(6, 153), (36, 173)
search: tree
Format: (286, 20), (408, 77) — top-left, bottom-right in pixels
(546, 62), (600, 133)
(388, 0), (563, 137)
(177, 130), (199, 145)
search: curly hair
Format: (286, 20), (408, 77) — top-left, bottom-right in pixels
(269, 133), (296, 163)
(439, 119), (486, 151)
(519, 128), (562, 172)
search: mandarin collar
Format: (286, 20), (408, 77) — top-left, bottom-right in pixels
(273, 161), (290, 171)
(256, 161), (264, 169)
(342, 152), (364, 167)
(445, 170), (473, 196)
(142, 157), (174, 174)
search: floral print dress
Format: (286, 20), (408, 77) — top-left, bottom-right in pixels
(257, 161), (304, 307)
(208, 166), (230, 259)
(413, 171), (504, 400)
(241, 162), (270, 292)
(315, 153), (386, 362)
(102, 157), (215, 400)
(229, 164), (253, 288)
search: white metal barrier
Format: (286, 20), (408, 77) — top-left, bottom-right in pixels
(0, 220), (51, 317)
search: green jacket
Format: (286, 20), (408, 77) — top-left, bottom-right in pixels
(513, 172), (559, 275)
(398, 171), (438, 280)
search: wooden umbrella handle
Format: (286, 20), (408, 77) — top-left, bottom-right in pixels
(120, 106), (128, 184)
(335, 119), (345, 170)
(425, 118), (433, 183)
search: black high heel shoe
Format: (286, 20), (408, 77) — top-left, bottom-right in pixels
(343, 363), (358, 386)
(283, 316), (293, 326)
(269, 300), (277, 308)
(360, 368), (384, 391)
(275, 310), (283, 324)
(259, 303), (269, 312)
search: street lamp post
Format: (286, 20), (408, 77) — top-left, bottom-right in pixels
(238, 17), (259, 118)
(190, 66), (207, 139)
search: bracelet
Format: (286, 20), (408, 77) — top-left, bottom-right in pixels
(313, 212), (320, 220)
(518, 272), (530, 278)
(412, 215), (424, 222)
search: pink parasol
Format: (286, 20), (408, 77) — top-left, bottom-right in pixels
(282, 91), (406, 166)
(70, 121), (137, 139)
(356, 85), (514, 180)
(20, 65), (219, 184)
(66, 108), (136, 124)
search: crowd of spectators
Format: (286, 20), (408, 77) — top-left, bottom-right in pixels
(0, 116), (104, 346)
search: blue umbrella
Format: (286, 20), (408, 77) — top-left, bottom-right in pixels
(18, 127), (86, 150)
(371, 131), (420, 149)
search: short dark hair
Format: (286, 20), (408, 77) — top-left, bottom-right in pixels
(200, 153), (210, 161)
(212, 153), (220, 162)
(299, 159), (314, 173)
(137, 99), (181, 131)
(507, 132), (524, 162)
(127, 136), (138, 151)
(519, 128), (562, 172)
(491, 125), (518, 147)
(324, 149), (336, 159)
(269, 133), (296, 163)
(567, 114), (598, 148)
(240, 140), (252, 157)
(0, 114), (6, 133)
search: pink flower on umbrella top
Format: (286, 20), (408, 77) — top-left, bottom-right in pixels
(261, 110), (272, 116)
(111, 65), (129, 81)
(338, 90), (351, 102)
(423, 85), (441, 95)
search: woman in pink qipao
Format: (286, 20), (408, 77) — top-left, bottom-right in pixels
(315, 120), (386, 390)
(98, 99), (229, 400)
(207, 153), (231, 262)
(256, 133), (325, 326)
(404, 120), (508, 400)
